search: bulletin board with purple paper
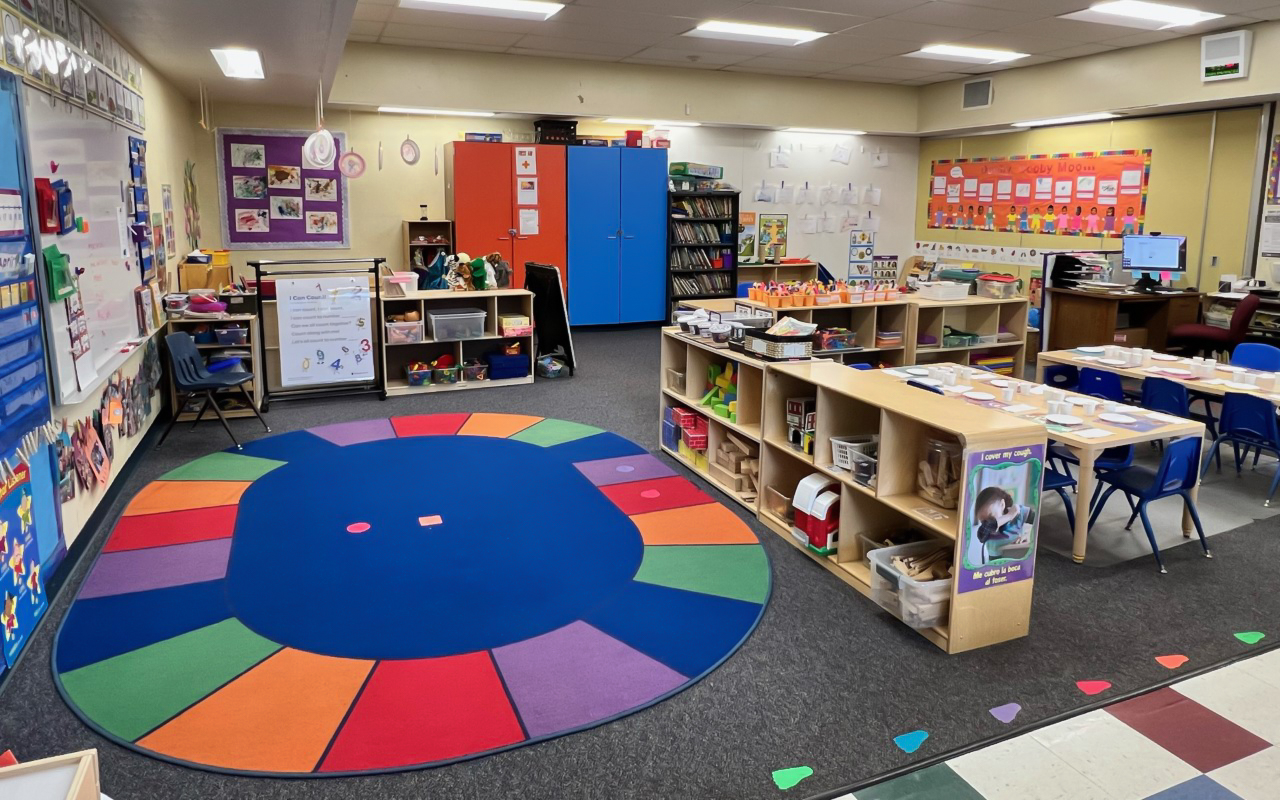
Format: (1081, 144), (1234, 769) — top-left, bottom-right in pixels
(216, 128), (350, 249)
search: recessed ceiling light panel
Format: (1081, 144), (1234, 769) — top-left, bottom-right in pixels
(1061, 1), (1222, 30)
(398, 0), (564, 21)
(686, 20), (827, 45)
(378, 106), (496, 117)
(210, 48), (264, 80)
(1012, 112), (1119, 128)
(913, 44), (1029, 64)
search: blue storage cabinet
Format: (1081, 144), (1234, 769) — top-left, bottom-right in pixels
(567, 148), (666, 324)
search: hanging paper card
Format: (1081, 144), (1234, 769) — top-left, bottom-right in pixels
(769, 149), (791, 168)
(514, 146), (537, 175)
(841, 185), (860, 205)
(800, 215), (818, 234)
(795, 183), (813, 204)
(865, 186), (882, 206)
(819, 184), (835, 205)
(831, 142), (852, 165)
(776, 183), (795, 204)
(822, 214), (838, 233)
(755, 183), (776, 203)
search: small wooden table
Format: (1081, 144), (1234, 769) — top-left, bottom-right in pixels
(891, 362), (1205, 564)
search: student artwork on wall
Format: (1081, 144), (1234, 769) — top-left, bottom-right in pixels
(216, 128), (349, 249)
(927, 151), (1152, 238)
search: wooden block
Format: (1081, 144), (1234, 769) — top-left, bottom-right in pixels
(709, 461), (746, 491)
(726, 431), (752, 454)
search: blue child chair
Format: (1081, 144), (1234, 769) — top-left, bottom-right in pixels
(1088, 436), (1210, 573)
(1043, 466), (1077, 530)
(1078, 367), (1125, 402)
(158, 332), (270, 451)
(1141, 377), (1219, 470)
(1201, 392), (1280, 506)
(1043, 364), (1078, 391)
(907, 379), (945, 395)
(1231, 342), (1280, 371)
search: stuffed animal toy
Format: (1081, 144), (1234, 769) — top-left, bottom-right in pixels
(486, 253), (512, 288)
(469, 257), (488, 290)
(424, 251), (449, 290)
(445, 255), (474, 291)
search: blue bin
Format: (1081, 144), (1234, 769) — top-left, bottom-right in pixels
(485, 352), (529, 380)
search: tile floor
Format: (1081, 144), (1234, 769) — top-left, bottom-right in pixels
(838, 649), (1280, 800)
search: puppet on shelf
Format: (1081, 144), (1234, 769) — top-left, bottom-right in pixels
(445, 253), (474, 291)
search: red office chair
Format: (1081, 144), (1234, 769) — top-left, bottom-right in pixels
(1168, 293), (1259, 358)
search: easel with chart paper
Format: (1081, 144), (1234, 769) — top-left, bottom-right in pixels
(250, 258), (386, 410)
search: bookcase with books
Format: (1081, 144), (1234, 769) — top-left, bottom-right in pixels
(667, 189), (740, 314)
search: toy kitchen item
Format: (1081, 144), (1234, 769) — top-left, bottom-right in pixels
(791, 473), (839, 554)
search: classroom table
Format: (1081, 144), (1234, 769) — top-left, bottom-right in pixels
(1037, 348), (1280, 407)
(889, 363), (1206, 564)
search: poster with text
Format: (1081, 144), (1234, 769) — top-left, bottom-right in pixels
(276, 277), (375, 388)
(759, 214), (788, 259)
(0, 464), (48, 671)
(927, 151), (1151, 239)
(738, 211), (757, 260)
(958, 443), (1044, 594)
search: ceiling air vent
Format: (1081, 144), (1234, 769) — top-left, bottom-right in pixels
(962, 78), (992, 110)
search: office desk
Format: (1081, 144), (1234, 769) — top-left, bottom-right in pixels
(1046, 288), (1201, 351)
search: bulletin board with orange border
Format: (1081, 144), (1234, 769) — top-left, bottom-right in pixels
(925, 150), (1152, 239)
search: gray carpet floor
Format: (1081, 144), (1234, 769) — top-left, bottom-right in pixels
(2, 327), (1279, 800)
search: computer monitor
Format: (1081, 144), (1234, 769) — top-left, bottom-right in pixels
(1122, 234), (1186, 291)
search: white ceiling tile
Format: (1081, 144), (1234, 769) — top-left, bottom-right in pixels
(357, 0), (396, 5)
(897, 71), (969, 84)
(530, 22), (672, 46)
(349, 20), (386, 36)
(801, 34), (925, 57)
(956, 30), (1083, 54)
(549, 6), (703, 33)
(651, 35), (784, 56)
(507, 48), (626, 61)
(1100, 30), (1187, 47)
(386, 8), (540, 33)
(824, 63), (939, 79)
(886, 2), (1047, 30)
(1241, 4), (1280, 19)
(750, 0), (930, 15)
(722, 64), (824, 76)
(783, 39), (892, 64)
(817, 73), (903, 82)
(353, 3), (393, 22)
(620, 57), (730, 70)
(377, 39), (510, 54)
(1046, 42), (1118, 58)
(513, 35), (647, 57)
(348, 34), (380, 43)
(1196, 0), (1280, 12)
(935, 0), (1089, 12)
(729, 54), (853, 73)
(573, 0), (747, 16)
(626, 46), (753, 65)
(996, 17), (1155, 42)
(839, 18), (986, 44)
(379, 23), (525, 46)
(704, 5), (871, 31)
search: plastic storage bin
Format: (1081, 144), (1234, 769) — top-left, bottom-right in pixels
(917, 282), (969, 301)
(918, 433), (962, 509)
(214, 327), (248, 345)
(428, 308), (486, 341)
(433, 366), (460, 384)
(976, 275), (1022, 299)
(831, 435), (878, 487)
(386, 321), (425, 344)
(463, 364), (489, 381)
(406, 366), (432, 386)
(869, 541), (953, 629)
(485, 352), (529, 380)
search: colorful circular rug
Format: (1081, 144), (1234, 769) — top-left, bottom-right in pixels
(53, 413), (769, 776)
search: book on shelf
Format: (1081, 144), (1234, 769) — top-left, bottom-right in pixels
(672, 196), (734, 218)
(670, 248), (727, 270)
(670, 272), (732, 297)
(672, 222), (730, 244)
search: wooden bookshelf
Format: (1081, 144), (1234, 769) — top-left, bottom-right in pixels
(167, 314), (263, 421)
(403, 219), (455, 272)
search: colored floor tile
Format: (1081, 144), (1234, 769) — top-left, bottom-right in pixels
(1106, 687), (1269, 772)
(573, 454), (676, 487)
(390, 413), (470, 437)
(855, 764), (984, 800)
(103, 505), (238, 553)
(632, 545), (769, 604)
(948, 734), (1111, 800)
(137, 648), (373, 773)
(1030, 711), (1199, 799)
(599, 476), (714, 515)
(160, 452), (285, 481)
(308, 419), (398, 446)
(1175, 667), (1280, 746)
(1207, 746), (1280, 800)
(509, 418), (603, 447)
(58, 619), (280, 742)
(1145, 775), (1244, 800)
(456, 412), (542, 438)
(629, 503), (759, 545)
(78, 538), (233, 600)
(319, 652), (524, 772)
(123, 481), (251, 516)
(492, 621), (686, 738)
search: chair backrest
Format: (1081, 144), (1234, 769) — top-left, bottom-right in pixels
(1231, 342), (1280, 372)
(1219, 391), (1280, 443)
(165, 332), (211, 389)
(1139, 377), (1189, 417)
(848, 363), (873, 370)
(1078, 367), (1124, 401)
(1152, 436), (1202, 493)
(737, 282), (751, 298)
(1043, 364), (1079, 390)
(1229, 294), (1261, 344)
(907, 379), (945, 395)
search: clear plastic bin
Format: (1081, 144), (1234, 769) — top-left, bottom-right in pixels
(214, 327), (248, 345)
(386, 321), (425, 344)
(976, 278), (1022, 299)
(869, 541), (953, 629)
(428, 309), (486, 340)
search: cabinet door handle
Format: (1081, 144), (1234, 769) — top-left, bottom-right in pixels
(623, 235), (636, 240)
(606, 234), (618, 240)
(497, 236), (511, 241)
(515, 236), (529, 240)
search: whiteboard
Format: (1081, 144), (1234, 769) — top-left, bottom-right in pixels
(23, 88), (141, 402)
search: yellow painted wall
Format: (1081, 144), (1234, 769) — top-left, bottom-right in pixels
(914, 108), (1264, 289)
